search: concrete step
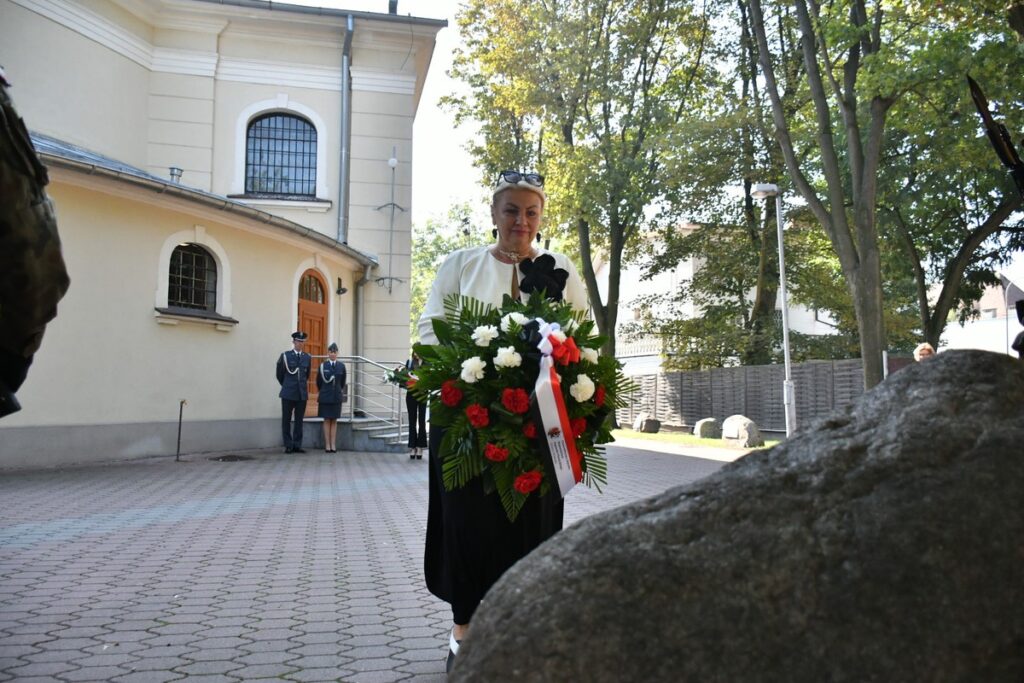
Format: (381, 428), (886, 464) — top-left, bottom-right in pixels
(353, 424), (403, 435)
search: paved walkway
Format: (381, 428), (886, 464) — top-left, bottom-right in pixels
(0, 443), (735, 682)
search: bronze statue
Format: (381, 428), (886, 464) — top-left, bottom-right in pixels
(0, 66), (70, 417)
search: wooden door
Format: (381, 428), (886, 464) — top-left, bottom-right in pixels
(298, 270), (327, 417)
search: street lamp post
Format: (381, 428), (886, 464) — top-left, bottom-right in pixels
(752, 183), (796, 437)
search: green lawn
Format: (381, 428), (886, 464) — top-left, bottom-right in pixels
(611, 428), (780, 450)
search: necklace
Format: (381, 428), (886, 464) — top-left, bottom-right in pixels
(491, 246), (537, 264)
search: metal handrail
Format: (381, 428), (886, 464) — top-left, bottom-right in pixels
(314, 355), (405, 440)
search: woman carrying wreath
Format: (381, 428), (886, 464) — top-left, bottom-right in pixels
(416, 170), (589, 671)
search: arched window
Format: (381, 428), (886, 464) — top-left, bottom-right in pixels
(169, 244), (217, 311)
(299, 272), (325, 303)
(245, 113), (317, 198)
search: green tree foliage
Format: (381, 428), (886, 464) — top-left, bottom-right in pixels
(445, 0), (720, 357)
(627, 0), (801, 369)
(409, 203), (479, 340)
(748, 0), (1024, 387)
(877, 62), (1024, 347)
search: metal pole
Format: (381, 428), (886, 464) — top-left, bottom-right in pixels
(1006, 280), (1012, 356)
(387, 147), (397, 294)
(775, 194), (796, 437)
(176, 399), (187, 462)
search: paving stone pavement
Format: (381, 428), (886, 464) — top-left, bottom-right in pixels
(0, 444), (729, 682)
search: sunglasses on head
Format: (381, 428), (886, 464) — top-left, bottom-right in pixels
(499, 170), (544, 187)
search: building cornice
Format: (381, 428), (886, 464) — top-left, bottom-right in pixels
(11, 0), (153, 69)
(350, 66), (416, 96)
(34, 134), (378, 269)
(217, 56), (341, 91)
(151, 46), (218, 76)
(12, 0), (438, 92)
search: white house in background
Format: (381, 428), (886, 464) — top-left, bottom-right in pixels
(940, 260), (1024, 355)
(0, 0), (445, 467)
(598, 225), (838, 375)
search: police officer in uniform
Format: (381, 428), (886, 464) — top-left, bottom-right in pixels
(276, 331), (311, 453)
(316, 342), (346, 453)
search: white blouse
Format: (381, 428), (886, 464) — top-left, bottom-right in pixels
(417, 245), (590, 345)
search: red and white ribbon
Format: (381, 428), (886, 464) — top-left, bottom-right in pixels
(532, 320), (583, 497)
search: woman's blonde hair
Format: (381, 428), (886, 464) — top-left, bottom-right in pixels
(913, 342), (935, 361)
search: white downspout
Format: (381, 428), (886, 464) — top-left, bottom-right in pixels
(338, 14), (354, 244)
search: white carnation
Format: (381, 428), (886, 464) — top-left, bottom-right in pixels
(580, 347), (599, 364)
(569, 374), (595, 402)
(460, 356), (487, 383)
(500, 312), (530, 333)
(550, 329), (567, 343)
(493, 346), (523, 368)
(471, 325), (500, 347)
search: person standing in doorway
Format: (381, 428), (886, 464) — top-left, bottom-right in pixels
(276, 331), (310, 453)
(317, 342), (346, 453)
(405, 352), (427, 459)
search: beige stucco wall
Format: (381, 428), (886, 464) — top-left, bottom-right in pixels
(2, 177), (356, 429)
(0, 0), (440, 455)
(0, 0), (150, 166)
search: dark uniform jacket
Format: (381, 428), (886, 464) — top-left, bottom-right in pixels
(316, 359), (347, 404)
(276, 350), (311, 401)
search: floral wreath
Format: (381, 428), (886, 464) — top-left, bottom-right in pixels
(404, 255), (630, 521)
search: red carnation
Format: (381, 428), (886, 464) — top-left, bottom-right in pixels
(465, 404), (489, 428)
(571, 417), (587, 438)
(484, 443), (509, 462)
(550, 335), (581, 366)
(440, 380), (463, 407)
(514, 470), (542, 494)
(594, 385), (606, 407)
(501, 387), (530, 414)
(522, 421), (537, 439)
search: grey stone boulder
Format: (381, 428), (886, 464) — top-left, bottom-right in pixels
(632, 411), (661, 433)
(451, 351), (1024, 682)
(693, 417), (721, 438)
(721, 413), (764, 447)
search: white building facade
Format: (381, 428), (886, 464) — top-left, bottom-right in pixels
(0, 0), (444, 466)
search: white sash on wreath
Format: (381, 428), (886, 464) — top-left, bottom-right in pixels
(531, 322), (583, 497)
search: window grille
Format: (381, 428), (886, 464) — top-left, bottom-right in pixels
(300, 273), (325, 303)
(169, 244), (217, 311)
(245, 113), (317, 198)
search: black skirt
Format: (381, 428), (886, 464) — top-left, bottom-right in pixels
(424, 425), (564, 624)
(317, 401), (341, 419)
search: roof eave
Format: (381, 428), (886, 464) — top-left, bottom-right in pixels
(38, 152), (380, 270)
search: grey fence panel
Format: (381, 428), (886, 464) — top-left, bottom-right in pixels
(658, 373), (684, 426)
(677, 370), (713, 426)
(745, 364), (784, 432)
(616, 384), (637, 427)
(711, 367), (746, 421)
(792, 360), (834, 430)
(832, 359), (865, 408)
(614, 357), (913, 434)
(640, 375), (658, 416)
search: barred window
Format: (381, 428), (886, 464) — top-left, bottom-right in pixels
(169, 244), (217, 311)
(299, 273), (325, 303)
(245, 113), (317, 198)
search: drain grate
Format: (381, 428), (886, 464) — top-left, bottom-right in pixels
(209, 454), (254, 462)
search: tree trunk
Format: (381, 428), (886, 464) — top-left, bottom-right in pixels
(851, 246), (886, 387)
(924, 192), (1023, 345)
(743, 194), (779, 365)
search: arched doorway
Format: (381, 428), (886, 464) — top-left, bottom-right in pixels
(298, 270), (327, 416)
